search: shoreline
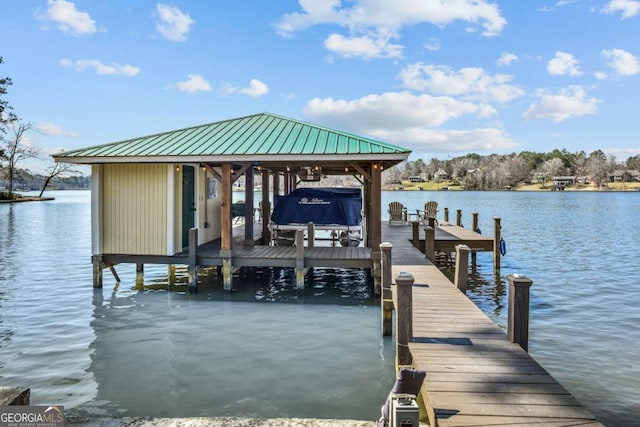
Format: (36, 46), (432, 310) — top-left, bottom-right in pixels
(0, 196), (55, 203)
(66, 417), (383, 427)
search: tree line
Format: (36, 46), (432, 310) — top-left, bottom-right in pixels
(384, 149), (640, 190)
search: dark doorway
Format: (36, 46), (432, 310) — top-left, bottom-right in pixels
(181, 165), (195, 249)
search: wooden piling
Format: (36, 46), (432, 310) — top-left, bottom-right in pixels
(444, 207), (449, 223)
(507, 274), (533, 352)
(295, 229), (305, 289)
(92, 256), (103, 289)
(135, 263), (144, 289)
(380, 242), (393, 337)
(221, 249), (232, 291)
(456, 209), (462, 226)
(471, 212), (479, 263)
(424, 226), (435, 262)
(411, 221), (420, 249)
(168, 264), (176, 285)
(395, 272), (414, 369)
(454, 244), (470, 293)
(188, 228), (198, 293)
(307, 222), (315, 248)
(494, 217), (502, 271)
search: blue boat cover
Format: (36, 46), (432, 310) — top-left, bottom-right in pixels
(271, 188), (362, 226)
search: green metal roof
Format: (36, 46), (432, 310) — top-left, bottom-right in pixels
(54, 113), (411, 164)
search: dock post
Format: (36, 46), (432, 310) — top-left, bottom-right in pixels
(295, 229), (305, 289)
(188, 228), (198, 293)
(135, 263), (144, 290)
(168, 265), (176, 286)
(424, 226), (435, 262)
(456, 209), (462, 227)
(221, 249), (232, 291)
(444, 207), (449, 223)
(395, 272), (414, 369)
(454, 244), (471, 293)
(471, 212), (479, 264)
(411, 221), (420, 249)
(92, 255), (103, 289)
(493, 217), (502, 272)
(507, 275), (533, 352)
(380, 243), (393, 337)
(307, 222), (315, 248)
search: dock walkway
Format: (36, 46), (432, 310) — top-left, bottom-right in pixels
(381, 223), (603, 427)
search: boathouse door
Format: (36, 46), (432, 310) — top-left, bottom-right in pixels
(181, 165), (195, 249)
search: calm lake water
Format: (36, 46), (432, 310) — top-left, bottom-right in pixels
(1, 190), (639, 425)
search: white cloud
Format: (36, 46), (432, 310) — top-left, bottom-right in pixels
(399, 63), (524, 103)
(304, 91), (482, 130)
(595, 71), (608, 80)
(35, 122), (79, 137)
(424, 37), (440, 52)
(547, 51), (583, 76)
(60, 58), (140, 76)
(324, 33), (403, 59)
(303, 91), (516, 152)
(602, 48), (640, 76)
(43, 0), (96, 36)
(522, 85), (599, 122)
(498, 52), (518, 66)
(601, 0), (640, 18)
(156, 4), (194, 42)
(223, 79), (269, 98)
(368, 127), (518, 153)
(176, 74), (211, 93)
(275, 0), (506, 58)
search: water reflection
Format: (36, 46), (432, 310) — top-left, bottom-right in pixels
(76, 266), (393, 420)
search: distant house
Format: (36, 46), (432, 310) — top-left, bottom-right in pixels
(610, 170), (640, 182)
(552, 176), (576, 188)
(434, 169), (449, 181)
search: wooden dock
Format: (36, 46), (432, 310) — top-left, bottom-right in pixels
(381, 224), (603, 427)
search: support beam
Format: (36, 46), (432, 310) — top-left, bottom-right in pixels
(471, 212), (479, 264)
(221, 163), (233, 291)
(231, 163), (252, 183)
(307, 222), (315, 248)
(261, 169), (271, 244)
(244, 168), (255, 246)
(168, 265), (176, 285)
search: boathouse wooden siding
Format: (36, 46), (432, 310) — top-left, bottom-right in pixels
(93, 163), (224, 256)
(100, 163), (168, 255)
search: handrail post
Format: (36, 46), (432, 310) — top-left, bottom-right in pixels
(380, 243), (393, 336)
(425, 226), (435, 261)
(395, 272), (414, 369)
(454, 244), (470, 293)
(507, 275), (533, 352)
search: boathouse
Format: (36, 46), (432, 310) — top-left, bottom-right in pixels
(53, 112), (411, 290)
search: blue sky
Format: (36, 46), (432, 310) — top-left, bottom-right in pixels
(1, 0), (639, 172)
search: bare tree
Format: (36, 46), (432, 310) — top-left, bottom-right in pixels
(38, 161), (79, 197)
(0, 120), (38, 196)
